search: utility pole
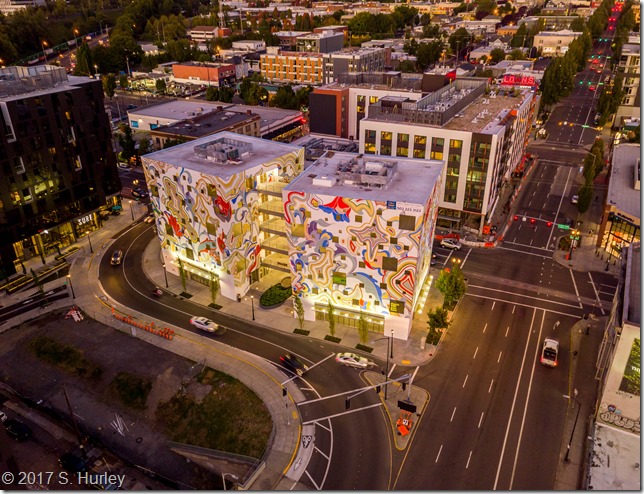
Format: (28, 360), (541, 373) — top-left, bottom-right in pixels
(63, 386), (86, 458)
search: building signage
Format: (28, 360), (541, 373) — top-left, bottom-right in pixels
(387, 200), (396, 209)
(76, 213), (93, 225)
(395, 202), (423, 214)
(501, 74), (537, 88)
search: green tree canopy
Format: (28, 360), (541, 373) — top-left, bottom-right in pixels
(436, 267), (467, 309)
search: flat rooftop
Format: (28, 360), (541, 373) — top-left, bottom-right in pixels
(587, 423), (641, 490)
(143, 131), (302, 178)
(284, 151), (443, 204)
(624, 243), (640, 326)
(152, 109), (256, 138)
(443, 89), (528, 133)
(607, 143), (640, 221)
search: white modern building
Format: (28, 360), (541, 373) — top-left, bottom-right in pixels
(533, 29), (583, 57)
(358, 77), (538, 232)
(283, 151), (444, 339)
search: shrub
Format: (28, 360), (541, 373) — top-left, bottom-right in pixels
(108, 372), (152, 410)
(259, 283), (292, 307)
(28, 335), (103, 380)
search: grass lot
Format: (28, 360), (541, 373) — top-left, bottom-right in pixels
(108, 372), (152, 410)
(28, 335), (103, 380)
(156, 367), (272, 459)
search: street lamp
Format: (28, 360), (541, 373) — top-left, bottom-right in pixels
(87, 231), (93, 253)
(41, 40), (48, 61)
(162, 263), (169, 288)
(129, 200), (134, 221)
(564, 398), (582, 463)
(251, 295), (255, 321)
(568, 229), (580, 260)
(221, 473), (238, 491)
(67, 274), (76, 299)
(93, 64), (98, 77)
(390, 328), (394, 359)
(376, 335), (392, 399)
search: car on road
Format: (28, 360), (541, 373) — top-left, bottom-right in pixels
(189, 316), (222, 333)
(4, 418), (32, 441)
(540, 338), (559, 367)
(117, 162), (131, 170)
(280, 353), (308, 376)
(132, 187), (148, 199)
(145, 213), (155, 224)
(110, 250), (123, 266)
(571, 195), (579, 204)
(589, 85), (596, 91)
(335, 352), (370, 369)
(0, 411), (7, 423)
(58, 452), (88, 473)
(440, 238), (462, 250)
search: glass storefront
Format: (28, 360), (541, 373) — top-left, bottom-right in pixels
(600, 212), (640, 259)
(314, 302), (384, 333)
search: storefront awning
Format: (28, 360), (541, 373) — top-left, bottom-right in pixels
(111, 205), (122, 211)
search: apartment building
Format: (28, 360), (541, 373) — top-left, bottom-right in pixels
(358, 78), (538, 233)
(260, 47), (387, 85)
(614, 35), (640, 126)
(0, 0), (45, 14)
(533, 29), (582, 57)
(188, 26), (231, 43)
(296, 31), (344, 53)
(0, 66), (121, 276)
(141, 133), (304, 300)
(275, 31), (312, 50)
(309, 71), (426, 139)
(283, 152), (443, 339)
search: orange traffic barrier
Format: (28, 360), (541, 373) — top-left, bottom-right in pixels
(111, 312), (173, 341)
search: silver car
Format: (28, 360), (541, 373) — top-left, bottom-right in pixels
(335, 352), (370, 369)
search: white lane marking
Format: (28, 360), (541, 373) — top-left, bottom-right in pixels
(466, 451), (473, 469)
(435, 445), (443, 463)
(314, 445), (329, 460)
(461, 248), (472, 269)
(489, 379), (494, 393)
(315, 421), (331, 432)
(505, 326), (510, 337)
(301, 403), (383, 425)
(473, 347), (479, 359)
(569, 269), (583, 307)
(512, 305), (516, 314)
(305, 470), (321, 490)
(497, 246), (552, 258)
(497, 351), (502, 363)
(491, 301), (496, 311)
(450, 407), (457, 422)
(501, 241), (553, 253)
(478, 412), (485, 428)
(547, 166), (573, 249)
(587, 272), (606, 315)
(493, 310), (539, 490)
(467, 284), (582, 309)
(483, 323), (488, 333)
(463, 375), (469, 388)
(509, 311), (546, 490)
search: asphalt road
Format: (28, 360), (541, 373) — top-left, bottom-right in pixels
(99, 222), (393, 489)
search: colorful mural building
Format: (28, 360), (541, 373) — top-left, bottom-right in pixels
(141, 132), (305, 300)
(283, 152), (444, 339)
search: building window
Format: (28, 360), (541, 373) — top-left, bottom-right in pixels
(333, 271), (347, 285)
(365, 142), (376, 154)
(399, 214), (416, 230)
(380, 143), (392, 155)
(365, 129), (376, 141)
(390, 300), (405, 314)
(381, 131), (392, 141)
(414, 135), (427, 146)
(413, 148), (425, 159)
(449, 139), (462, 149)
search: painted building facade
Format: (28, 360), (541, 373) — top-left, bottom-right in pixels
(283, 152), (444, 339)
(141, 132), (304, 300)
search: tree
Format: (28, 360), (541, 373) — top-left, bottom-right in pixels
(102, 74), (117, 99)
(435, 267), (467, 310)
(209, 271), (220, 305)
(118, 125), (137, 162)
(357, 311), (369, 345)
(327, 302), (336, 337)
(270, 85), (298, 109)
(155, 79), (167, 94)
(119, 74), (130, 89)
(416, 40), (443, 70)
(218, 86), (235, 103)
(294, 296), (305, 330)
(448, 27), (471, 53)
(177, 258), (187, 293)
(510, 22), (528, 48)
(138, 138), (152, 155)
(426, 307), (449, 345)
(576, 182), (593, 214)
(30, 268), (44, 295)
(489, 48), (506, 63)
(507, 48), (525, 60)
(398, 60), (417, 73)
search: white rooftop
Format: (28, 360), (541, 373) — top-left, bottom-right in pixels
(284, 151), (443, 204)
(143, 131), (301, 177)
(588, 423), (641, 490)
(607, 144), (641, 221)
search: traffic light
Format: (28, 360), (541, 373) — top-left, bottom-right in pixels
(530, 218), (536, 224)
(514, 215), (518, 221)
(547, 221), (553, 227)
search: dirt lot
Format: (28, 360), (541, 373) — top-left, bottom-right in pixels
(0, 307), (266, 489)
